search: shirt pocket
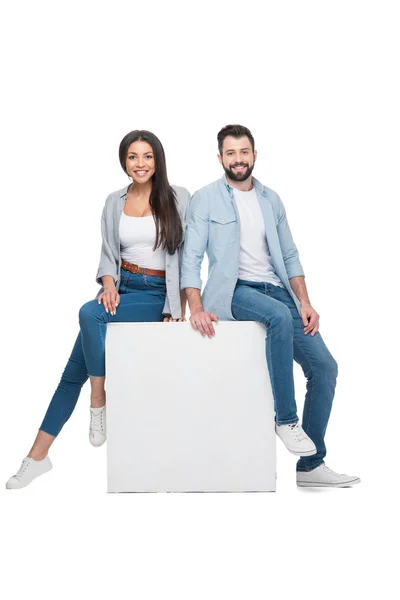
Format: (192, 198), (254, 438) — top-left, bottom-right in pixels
(209, 213), (237, 246)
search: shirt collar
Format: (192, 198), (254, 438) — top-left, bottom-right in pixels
(221, 173), (232, 191)
(220, 173), (266, 196)
(120, 184), (130, 199)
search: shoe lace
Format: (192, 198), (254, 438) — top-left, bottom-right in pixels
(91, 409), (105, 433)
(14, 458), (30, 480)
(321, 465), (339, 476)
(288, 423), (307, 441)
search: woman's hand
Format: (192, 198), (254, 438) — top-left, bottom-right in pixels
(98, 288), (120, 316)
(163, 316), (187, 322)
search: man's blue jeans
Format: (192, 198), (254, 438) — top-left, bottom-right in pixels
(231, 279), (338, 472)
(39, 270), (166, 437)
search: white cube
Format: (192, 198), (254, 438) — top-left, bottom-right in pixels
(106, 321), (276, 492)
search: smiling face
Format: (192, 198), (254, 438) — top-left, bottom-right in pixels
(125, 140), (156, 184)
(218, 135), (257, 182)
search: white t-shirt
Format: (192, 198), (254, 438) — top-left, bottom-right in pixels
(119, 212), (166, 270)
(233, 187), (284, 286)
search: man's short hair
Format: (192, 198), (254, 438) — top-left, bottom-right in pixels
(217, 124), (255, 155)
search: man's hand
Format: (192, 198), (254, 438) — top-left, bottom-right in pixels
(190, 311), (218, 338)
(300, 302), (320, 336)
(98, 287), (120, 316)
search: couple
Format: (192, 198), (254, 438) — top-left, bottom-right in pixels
(6, 124), (360, 490)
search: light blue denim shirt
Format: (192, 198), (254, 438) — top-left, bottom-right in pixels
(180, 175), (305, 320)
(95, 184), (190, 319)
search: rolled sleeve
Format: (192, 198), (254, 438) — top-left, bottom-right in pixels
(276, 195), (305, 279)
(180, 191), (209, 290)
(95, 204), (118, 286)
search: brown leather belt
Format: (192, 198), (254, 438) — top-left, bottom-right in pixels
(121, 259), (166, 278)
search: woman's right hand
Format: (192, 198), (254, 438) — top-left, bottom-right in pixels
(98, 288), (120, 316)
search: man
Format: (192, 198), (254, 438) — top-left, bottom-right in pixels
(180, 124), (360, 488)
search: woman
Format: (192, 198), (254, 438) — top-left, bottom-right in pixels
(6, 130), (190, 489)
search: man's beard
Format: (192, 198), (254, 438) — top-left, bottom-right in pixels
(223, 161), (255, 182)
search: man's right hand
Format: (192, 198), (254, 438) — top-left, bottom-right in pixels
(189, 311), (219, 338)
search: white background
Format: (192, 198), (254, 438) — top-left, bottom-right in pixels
(1, 1), (399, 598)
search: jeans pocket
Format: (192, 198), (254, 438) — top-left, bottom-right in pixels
(144, 275), (167, 291)
(119, 268), (130, 290)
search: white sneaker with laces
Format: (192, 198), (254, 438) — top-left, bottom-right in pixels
(275, 422), (317, 456)
(89, 405), (106, 447)
(297, 464), (361, 487)
(6, 456), (53, 489)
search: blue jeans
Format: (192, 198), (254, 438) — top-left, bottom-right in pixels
(231, 279), (338, 472)
(39, 269), (166, 437)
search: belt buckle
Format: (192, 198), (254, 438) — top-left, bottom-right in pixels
(133, 264), (139, 274)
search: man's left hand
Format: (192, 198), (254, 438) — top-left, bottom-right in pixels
(300, 303), (320, 336)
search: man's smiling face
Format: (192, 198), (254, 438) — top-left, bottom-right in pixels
(218, 135), (257, 182)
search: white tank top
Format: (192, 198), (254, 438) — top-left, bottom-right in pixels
(233, 187), (284, 286)
(119, 212), (166, 270)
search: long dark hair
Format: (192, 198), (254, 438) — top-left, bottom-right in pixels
(119, 130), (183, 254)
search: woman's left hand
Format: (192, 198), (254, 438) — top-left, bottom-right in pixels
(163, 316), (187, 322)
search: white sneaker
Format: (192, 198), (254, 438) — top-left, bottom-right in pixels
(6, 456), (53, 489)
(275, 422), (317, 456)
(89, 405), (106, 447)
(297, 464), (361, 487)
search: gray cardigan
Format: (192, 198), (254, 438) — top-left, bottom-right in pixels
(95, 184), (190, 319)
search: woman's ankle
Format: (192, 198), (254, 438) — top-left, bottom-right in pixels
(90, 395), (106, 409)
